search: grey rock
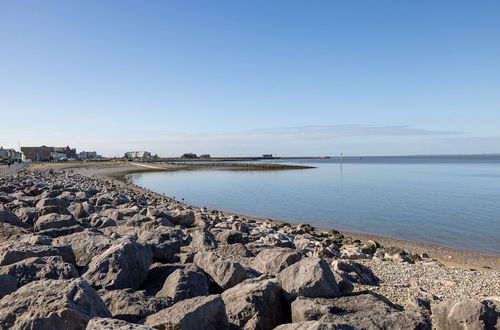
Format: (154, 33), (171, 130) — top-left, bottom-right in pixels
(331, 260), (379, 285)
(0, 255), (78, 287)
(222, 276), (290, 330)
(292, 293), (430, 330)
(189, 229), (219, 251)
(0, 210), (31, 228)
(252, 248), (302, 274)
(166, 209), (195, 226)
(274, 321), (352, 330)
(278, 258), (340, 302)
(101, 289), (173, 323)
(0, 241), (75, 266)
(86, 317), (154, 330)
(53, 229), (113, 267)
(0, 273), (16, 299)
(157, 268), (209, 302)
(138, 226), (182, 262)
(0, 278), (111, 329)
(194, 251), (247, 290)
(216, 229), (246, 244)
(142, 294), (228, 330)
(431, 298), (499, 330)
(82, 238), (153, 290)
(34, 212), (78, 231)
(13, 207), (38, 225)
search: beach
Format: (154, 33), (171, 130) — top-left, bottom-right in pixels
(0, 161), (498, 329)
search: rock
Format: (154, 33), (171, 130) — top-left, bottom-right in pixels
(274, 321), (351, 330)
(291, 293), (430, 329)
(23, 186), (40, 196)
(34, 212), (82, 237)
(278, 258), (340, 301)
(101, 289), (173, 323)
(157, 269), (209, 302)
(0, 210), (31, 228)
(193, 252), (247, 290)
(0, 273), (17, 299)
(0, 242), (75, 266)
(216, 230), (246, 244)
(86, 317), (154, 329)
(35, 197), (69, 209)
(431, 298), (499, 330)
(68, 203), (89, 219)
(13, 207), (38, 225)
(82, 238), (153, 290)
(252, 248), (303, 274)
(142, 294), (228, 330)
(339, 246), (371, 260)
(331, 271), (353, 295)
(166, 209), (195, 226)
(53, 229), (113, 267)
(382, 246), (412, 263)
(189, 229), (219, 251)
(217, 243), (254, 258)
(138, 227), (182, 262)
(0, 278), (111, 329)
(141, 263), (185, 296)
(0, 255), (78, 287)
(331, 260), (379, 285)
(222, 276), (290, 329)
(360, 240), (379, 254)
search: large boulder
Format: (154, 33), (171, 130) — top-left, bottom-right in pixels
(431, 298), (499, 330)
(82, 238), (153, 290)
(101, 289), (173, 323)
(0, 255), (78, 287)
(278, 258), (340, 301)
(222, 276), (290, 330)
(0, 278), (111, 329)
(0, 273), (16, 299)
(0, 242), (75, 266)
(142, 294), (228, 330)
(53, 229), (113, 267)
(0, 210), (31, 239)
(13, 207), (39, 225)
(331, 260), (379, 285)
(157, 268), (209, 302)
(138, 226), (182, 262)
(291, 293), (430, 329)
(274, 321), (351, 330)
(166, 209), (195, 226)
(252, 248), (302, 274)
(193, 252), (247, 290)
(189, 229), (219, 251)
(34, 213), (83, 237)
(86, 317), (154, 329)
(0, 210), (31, 228)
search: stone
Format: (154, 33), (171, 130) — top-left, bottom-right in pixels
(13, 207), (38, 225)
(68, 203), (89, 219)
(141, 263), (185, 296)
(216, 230), (246, 244)
(157, 269), (209, 302)
(0, 210), (32, 228)
(166, 209), (195, 226)
(193, 252), (247, 290)
(252, 248), (303, 274)
(360, 240), (379, 254)
(217, 243), (254, 258)
(274, 321), (351, 330)
(278, 258), (340, 301)
(138, 226), (182, 262)
(82, 238), (153, 290)
(34, 212), (82, 237)
(101, 289), (173, 323)
(189, 229), (219, 251)
(0, 242), (75, 266)
(0, 273), (16, 299)
(431, 298), (499, 330)
(86, 317), (154, 329)
(339, 246), (371, 260)
(331, 260), (379, 285)
(53, 229), (113, 267)
(0, 255), (78, 287)
(0, 278), (111, 329)
(291, 293), (430, 329)
(142, 294), (228, 330)
(222, 276), (290, 330)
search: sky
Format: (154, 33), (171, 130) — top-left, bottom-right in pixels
(1, 1), (499, 157)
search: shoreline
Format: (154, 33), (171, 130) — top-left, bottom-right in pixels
(30, 161), (500, 271)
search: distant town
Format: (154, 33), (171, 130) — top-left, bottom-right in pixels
(0, 145), (285, 164)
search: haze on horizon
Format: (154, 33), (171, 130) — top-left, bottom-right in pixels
(1, 1), (499, 158)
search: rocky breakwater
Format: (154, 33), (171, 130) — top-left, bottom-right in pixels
(0, 167), (498, 330)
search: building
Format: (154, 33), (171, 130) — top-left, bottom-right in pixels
(0, 147), (23, 160)
(78, 151), (99, 160)
(125, 151), (151, 159)
(180, 153), (197, 159)
(21, 145), (77, 161)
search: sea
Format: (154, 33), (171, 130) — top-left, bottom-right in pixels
(129, 155), (500, 255)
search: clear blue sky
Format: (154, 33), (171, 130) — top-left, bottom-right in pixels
(1, 1), (499, 157)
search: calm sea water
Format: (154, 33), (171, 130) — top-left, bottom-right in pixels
(130, 156), (500, 255)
